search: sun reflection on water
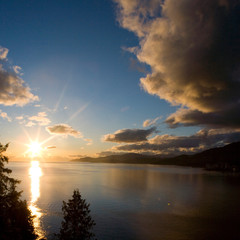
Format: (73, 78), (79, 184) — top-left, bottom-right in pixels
(29, 161), (45, 239)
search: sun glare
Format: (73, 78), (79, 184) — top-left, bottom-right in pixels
(27, 142), (42, 158)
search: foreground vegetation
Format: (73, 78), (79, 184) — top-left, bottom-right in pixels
(0, 143), (96, 240)
(0, 143), (37, 240)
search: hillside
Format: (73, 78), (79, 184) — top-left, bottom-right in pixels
(72, 141), (240, 171)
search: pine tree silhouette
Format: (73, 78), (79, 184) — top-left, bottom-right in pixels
(58, 189), (96, 240)
(0, 143), (37, 240)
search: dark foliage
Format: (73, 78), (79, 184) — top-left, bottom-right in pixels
(57, 189), (96, 240)
(0, 143), (37, 240)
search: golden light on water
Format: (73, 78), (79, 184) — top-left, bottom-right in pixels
(29, 161), (45, 239)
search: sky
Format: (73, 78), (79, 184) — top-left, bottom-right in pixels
(0, 0), (240, 161)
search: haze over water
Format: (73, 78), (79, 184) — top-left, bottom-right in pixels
(8, 161), (240, 240)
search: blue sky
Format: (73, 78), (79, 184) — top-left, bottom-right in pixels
(0, 0), (239, 161)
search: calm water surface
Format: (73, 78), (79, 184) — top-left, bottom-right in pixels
(8, 161), (240, 240)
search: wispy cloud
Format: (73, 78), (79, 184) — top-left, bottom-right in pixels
(25, 121), (36, 127)
(103, 127), (157, 143)
(0, 47), (8, 60)
(143, 116), (162, 127)
(28, 112), (51, 126)
(16, 112), (51, 127)
(16, 115), (24, 120)
(46, 123), (83, 138)
(13, 65), (22, 75)
(115, 0), (240, 129)
(46, 145), (56, 149)
(84, 138), (93, 145)
(0, 110), (11, 122)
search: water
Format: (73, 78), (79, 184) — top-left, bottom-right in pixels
(8, 161), (240, 240)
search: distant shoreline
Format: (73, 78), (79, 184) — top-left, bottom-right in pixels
(72, 141), (240, 173)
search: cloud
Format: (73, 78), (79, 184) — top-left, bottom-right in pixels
(166, 107), (240, 128)
(84, 138), (93, 145)
(143, 116), (161, 127)
(28, 112), (51, 126)
(103, 127), (157, 143)
(13, 66), (22, 74)
(129, 57), (147, 73)
(0, 47), (8, 60)
(46, 146), (56, 149)
(0, 46), (39, 106)
(16, 115), (24, 120)
(0, 110), (11, 122)
(113, 128), (240, 155)
(25, 121), (36, 127)
(115, 0), (240, 129)
(46, 123), (83, 138)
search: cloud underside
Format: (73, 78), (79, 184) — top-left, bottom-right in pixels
(111, 129), (240, 156)
(115, 0), (240, 129)
(0, 47), (38, 106)
(46, 124), (83, 138)
(103, 127), (157, 143)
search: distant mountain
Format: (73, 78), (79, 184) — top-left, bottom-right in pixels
(72, 141), (240, 171)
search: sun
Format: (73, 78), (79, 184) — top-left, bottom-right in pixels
(27, 141), (43, 158)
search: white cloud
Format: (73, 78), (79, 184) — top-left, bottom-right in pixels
(16, 115), (24, 120)
(25, 121), (36, 127)
(28, 112), (51, 126)
(143, 116), (162, 127)
(0, 46), (39, 106)
(13, 65), (22, 74)
(0, 110), (11, 122)
(46, 123), (83, 138)
(0, 47), (8, 60)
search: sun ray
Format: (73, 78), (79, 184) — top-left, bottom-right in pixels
(26, 141), (43, 158)
(54, 81), (69, 112)
(67, 102), (90, 122)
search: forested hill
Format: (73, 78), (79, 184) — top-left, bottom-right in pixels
(72, 141), (240, 171)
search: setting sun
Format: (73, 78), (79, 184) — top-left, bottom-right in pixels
(27, 142), (43, 158)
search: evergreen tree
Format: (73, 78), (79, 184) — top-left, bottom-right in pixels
(0, 143), (37, 240)
(58, 189), (96, 240)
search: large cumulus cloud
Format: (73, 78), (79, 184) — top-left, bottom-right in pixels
(115, 0), (240, 128)
(0, 46), (38, 106)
